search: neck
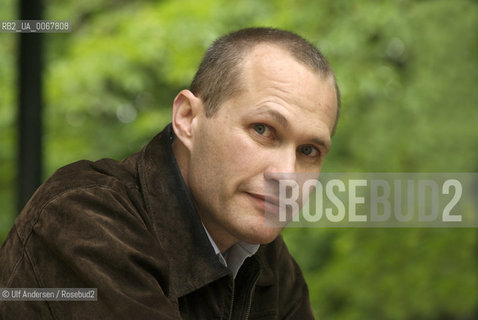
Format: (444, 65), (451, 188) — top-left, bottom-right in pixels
(172, 140), (237, 253)
(172, 140), (189, 180)
(201, 218), (238, 253)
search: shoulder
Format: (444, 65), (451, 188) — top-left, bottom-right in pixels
(15, 157), (147, 243)
(0, 159), (175, 318)
(40, 157), (140, 200)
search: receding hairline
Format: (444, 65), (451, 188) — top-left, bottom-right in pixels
(217, 42), (341, 131)
(231, 41), (337, 91)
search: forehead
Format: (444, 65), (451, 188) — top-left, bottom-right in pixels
(236, 43), (338, 133)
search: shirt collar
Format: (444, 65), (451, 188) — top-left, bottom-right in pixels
(202, 223), (259, 279)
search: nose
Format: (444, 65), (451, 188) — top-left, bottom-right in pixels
(264, 147), (297, 183)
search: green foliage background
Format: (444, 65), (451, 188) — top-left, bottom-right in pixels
(1, 0), (477, 319)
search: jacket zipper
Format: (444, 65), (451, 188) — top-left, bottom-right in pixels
(228, 279), (235, 320)
(229, 261), (261, 320)
(243, 280), (257, 320)
(229, 277), (256, 320)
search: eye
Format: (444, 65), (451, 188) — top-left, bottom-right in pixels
(251, 123), (277, 144)
(299, 145), (320, 157)
(254, 124), (268, 135)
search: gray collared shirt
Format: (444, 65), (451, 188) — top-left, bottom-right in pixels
(202, 224), (259, 278)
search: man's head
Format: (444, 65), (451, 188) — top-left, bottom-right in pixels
(172, 27), (339, 252)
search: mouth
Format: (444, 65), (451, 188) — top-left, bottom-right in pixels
(246, 192), (281, 214)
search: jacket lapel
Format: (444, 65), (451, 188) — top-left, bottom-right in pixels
(137, 124), (230, 298)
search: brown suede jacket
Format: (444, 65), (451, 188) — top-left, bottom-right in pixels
(0, 124), (314, 319)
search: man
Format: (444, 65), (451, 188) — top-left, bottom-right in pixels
(0, 27), (339, 319)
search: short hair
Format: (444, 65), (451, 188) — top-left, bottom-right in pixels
(189, 27), (340, 130)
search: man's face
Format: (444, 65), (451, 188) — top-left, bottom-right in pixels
(186, 44), (338, 247)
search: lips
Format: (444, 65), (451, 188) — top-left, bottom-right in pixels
(246, 192), (281, 214)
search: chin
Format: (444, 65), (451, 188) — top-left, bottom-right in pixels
(238, 224), (283, 245)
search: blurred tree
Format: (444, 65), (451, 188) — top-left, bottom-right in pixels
(0, 0), (18, 244)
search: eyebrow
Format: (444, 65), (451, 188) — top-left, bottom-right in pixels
(255, 106), (289, 129)
(311, 138), (330, 151)
(254, 106), (330, 150)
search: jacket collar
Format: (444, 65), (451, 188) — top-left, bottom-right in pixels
(137, 124), (231, 298)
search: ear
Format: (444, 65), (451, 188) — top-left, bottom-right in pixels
(172, 89), (203, 151)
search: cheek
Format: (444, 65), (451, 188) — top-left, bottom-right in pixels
(191, 127), (268, 192)
(227, 130), (269, 170)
